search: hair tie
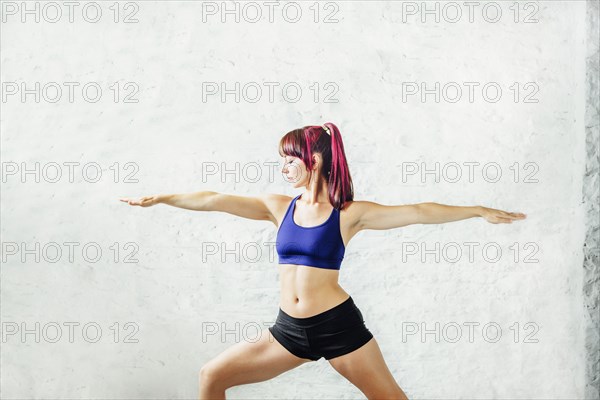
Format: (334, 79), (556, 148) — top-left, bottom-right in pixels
(322, 125), (331, 135)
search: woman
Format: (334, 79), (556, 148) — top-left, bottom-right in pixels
(120, 123), (526, 400)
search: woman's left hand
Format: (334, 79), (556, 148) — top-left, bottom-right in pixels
(479, 207), (527, 224)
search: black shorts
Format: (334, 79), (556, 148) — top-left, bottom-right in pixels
(268, 295), (374, 361)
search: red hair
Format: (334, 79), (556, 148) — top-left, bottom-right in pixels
(278, 122), (354, 210)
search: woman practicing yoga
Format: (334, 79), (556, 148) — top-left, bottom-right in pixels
(120, 123), (526, 399)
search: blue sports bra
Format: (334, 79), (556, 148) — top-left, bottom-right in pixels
(276, 194), (346, 270)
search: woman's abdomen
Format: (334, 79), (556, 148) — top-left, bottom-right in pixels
(278, 264), (350, 318)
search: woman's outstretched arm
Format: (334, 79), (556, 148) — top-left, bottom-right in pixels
(353, 201), (526, 231)
(120, 191), (216, 210)
(119, 191), (278, 223)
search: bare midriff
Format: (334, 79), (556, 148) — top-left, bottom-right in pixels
(278, 263), (350, 318)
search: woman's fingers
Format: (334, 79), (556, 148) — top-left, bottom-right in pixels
(482, 207), (527, 224)
(119, 196), (158, 207)
(495, 209), (527, 220)
(504, 211), (526, 219)
(492, 212), (526, 223)
(119, 197), (142, 206)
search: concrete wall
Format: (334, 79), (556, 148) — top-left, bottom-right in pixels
(1, 1), (598, 399)
(584, 0), (599, 399)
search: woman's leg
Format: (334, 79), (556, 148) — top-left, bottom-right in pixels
(327, 337), (409, 400)
(199, 328), (313, 399)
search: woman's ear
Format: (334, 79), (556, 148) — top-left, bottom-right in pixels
(312, 153), (322, 170)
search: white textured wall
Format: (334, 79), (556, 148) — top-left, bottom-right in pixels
(1, 1), (595, 399)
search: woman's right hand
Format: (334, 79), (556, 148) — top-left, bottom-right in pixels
(119, 195), (162, 207)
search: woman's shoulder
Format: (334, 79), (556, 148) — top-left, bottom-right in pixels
(260, 192), (294, 213)
(263, 193), (294, 204)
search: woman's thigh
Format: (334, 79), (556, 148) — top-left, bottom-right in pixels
(328, 337), (409, 400)
(201, 328), (313, 389)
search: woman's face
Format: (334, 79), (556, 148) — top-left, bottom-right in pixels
(281, 155), (309, 186)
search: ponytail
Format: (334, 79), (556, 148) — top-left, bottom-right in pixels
(323, 122), (354, 210)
